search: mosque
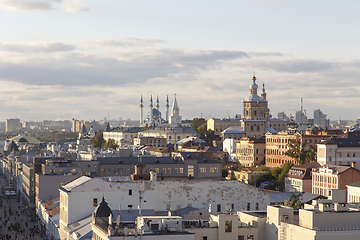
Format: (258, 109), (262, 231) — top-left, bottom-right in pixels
(140, 94), (182, 127)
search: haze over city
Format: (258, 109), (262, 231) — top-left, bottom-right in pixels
(0, 0), (359, 122)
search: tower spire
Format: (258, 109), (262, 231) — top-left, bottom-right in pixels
(140, 95), (144, 125)
(156, 95), (160, 110)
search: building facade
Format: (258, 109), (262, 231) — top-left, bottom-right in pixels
(236, 137), (265, 167)
(312, 165), (360, 198)
(59, 177), (270, 239)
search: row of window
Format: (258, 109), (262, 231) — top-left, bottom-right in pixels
(99, 167), (219, 175)
(337, 152), (357, 158)
(313, 175), (338, 184)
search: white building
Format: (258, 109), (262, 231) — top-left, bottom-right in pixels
(59, 176), (270, 239)
(347, 181), (360, 203)
(102, 127), (141, 146)
(317, 132), (360, 169)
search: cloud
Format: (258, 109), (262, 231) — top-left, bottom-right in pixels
(82, 37), (166, 47)
(244, 59), (335, 73)
(62, 0), (89, 12)
(0, 42), (76, 53)
(0, 0), (60, 11)
(0, 0), (90, 12)
(0, 48), (251, 87)
(254, 0), (289, 7)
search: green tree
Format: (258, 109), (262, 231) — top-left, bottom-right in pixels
(285, 194), (302, 210)
(285, 138), (317, 165)
(190, 118), (205, 130)
(285, 138), (303, 164)
(304, 144), (317, 163)
(91, 131), (105, 148)
(103, 138), (119, 149)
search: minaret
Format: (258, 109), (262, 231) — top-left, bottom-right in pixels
(156, 95), (160, 110)
(261, 83), (266, 100)
(149, 95), (153, 124)
(140, 95), (144, 125)
(165, 95), (169, 122)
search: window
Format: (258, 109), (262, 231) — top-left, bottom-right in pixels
(151, 168), (159, 172)
(167, 168), (171, 173)
(256, 203), (259, 210)
(247, 235), (254, 240)
(188, 165), (194, 177)
(247, 203), (250, 211)
(231, 203), (234, 210)
(175, 168), (183, 174)
(202, 237), (208, 240)
(199, 167), (207, 173)
(169, 136), (172, 140)
(105, 169), (111, 174)
(210, 167), (219, 173)
(163, 168), (167, 174)
(50, 170), (55, 174)
(177, 136), (181, 140)
(217, 204), (221, 212)
(238, 236), (245, 240)
(129, 189), (132, 195)
(251, 126), (253, 131)
(225, 221), (232, 232)
(353, 153), (356, 157)
(93, 198), (97, 207)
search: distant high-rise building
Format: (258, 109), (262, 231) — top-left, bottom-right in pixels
(278, 111), (289, 121)
(6, 118), (21, 133)
(314, 109), (327, 128)
(295, 110), (307, 124)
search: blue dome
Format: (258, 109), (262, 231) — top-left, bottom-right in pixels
(148, 108), (161, 116)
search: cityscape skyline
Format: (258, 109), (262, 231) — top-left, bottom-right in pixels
(0, 0), (359, 122)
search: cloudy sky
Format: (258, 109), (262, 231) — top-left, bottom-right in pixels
(0, 0), (359, 123)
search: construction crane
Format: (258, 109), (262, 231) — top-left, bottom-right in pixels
(226, 111), (231, 119)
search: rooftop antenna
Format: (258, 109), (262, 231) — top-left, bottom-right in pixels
(301, 98), (303, 112)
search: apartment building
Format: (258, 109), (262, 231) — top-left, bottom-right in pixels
(285, 162), (320, 193)
(238, 196), (360, 240)
(207, 118), (242, 136)
(59, 176), (270, 239)
(265, 131), (337, 168)
(236, 137), (265, 167)
(317, 132), (360, 169)
(103, 127), (142, 145)
(139, 127), (198, 144)
(312, 164), (360, 198)
(96, 152), (222, 180)
(347, 181), (360, 203)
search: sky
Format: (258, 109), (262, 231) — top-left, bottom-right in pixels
(0, 0), (359, 123)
